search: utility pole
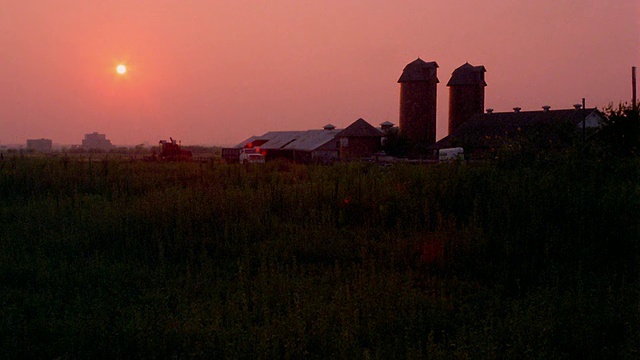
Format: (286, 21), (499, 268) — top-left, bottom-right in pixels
(582, 98), (586, 143)
(633, 66), (637, 110)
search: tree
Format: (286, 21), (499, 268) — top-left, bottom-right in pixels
(382, 127), (411, 157)
(596, 102), (640, 156)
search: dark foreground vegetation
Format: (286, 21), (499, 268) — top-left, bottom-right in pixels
(0, 156), (638, 358)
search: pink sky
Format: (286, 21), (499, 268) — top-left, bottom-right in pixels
(1, 0), (639, 146)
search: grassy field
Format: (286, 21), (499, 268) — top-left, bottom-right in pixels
(0, 156), (638, 358)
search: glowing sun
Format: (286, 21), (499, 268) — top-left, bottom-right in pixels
(116, 64), (127, 75)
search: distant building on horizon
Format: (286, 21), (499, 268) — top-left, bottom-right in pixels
(82, 132), (114, 151)
(26, 138), (53, 152)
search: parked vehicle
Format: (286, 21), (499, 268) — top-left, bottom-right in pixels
(239, 148), (265, 164)
(221, 148), (243, 163)
(159, 138), (192, 161)
(438, 147), (464, 162)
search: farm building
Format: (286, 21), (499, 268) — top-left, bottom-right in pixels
(234, 124), (342, 163)
(337, 118), (384, 160)
(430, 106), (606, 159)
(231, 119), (384, 163)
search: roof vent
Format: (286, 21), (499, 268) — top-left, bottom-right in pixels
(323, 124), (336, 130)
(542, 105), (551, 112)
(380, 121), (394, 131)
(513, 107), (521, 113)
(573, 104), (582, 110)
(486, 108), (494, 114)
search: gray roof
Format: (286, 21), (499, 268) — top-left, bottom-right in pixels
(398, 58), (439, 83)
(337, 118), (384, 138)
(237, 129), (342, 151)
(286, 129), (342, 150)
(237, 119), (383, 151)
(447, 62), (486, 86)
(431, 108), (604, 150)
(234, 135), (263, 148)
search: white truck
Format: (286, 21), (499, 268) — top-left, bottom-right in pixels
(239, 148), (265, 164)
(438, 147), (464, 162)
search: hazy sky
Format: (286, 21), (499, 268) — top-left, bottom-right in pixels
(2, 0), (639, 146)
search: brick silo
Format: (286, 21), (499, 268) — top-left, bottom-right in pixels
(398, 58), (439, 146)
(447, 63), (486, 134)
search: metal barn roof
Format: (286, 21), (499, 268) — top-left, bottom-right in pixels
(236, 129), (342, 152)
(237, 118), (385, 152)
(284, 129), (342, 150)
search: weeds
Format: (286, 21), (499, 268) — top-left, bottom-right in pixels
(0, 158), (638, 358)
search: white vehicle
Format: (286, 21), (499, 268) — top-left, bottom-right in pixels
(239, 148), (266, 164)
(438, 147), (464, 162)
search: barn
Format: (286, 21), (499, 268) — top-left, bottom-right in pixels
(235, 124), (342, 163)
(430, 106), (606, 159)
(336, 118), (385, 160)
(233, 119), (384, 163)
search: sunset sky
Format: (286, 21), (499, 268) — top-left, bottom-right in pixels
(2, 1), (638, 146)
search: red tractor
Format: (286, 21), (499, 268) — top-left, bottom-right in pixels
(159, 138), (192, 161)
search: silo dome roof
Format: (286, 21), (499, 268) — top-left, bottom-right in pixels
(398, 58), (439, 83)
(447, 62), (487, 86)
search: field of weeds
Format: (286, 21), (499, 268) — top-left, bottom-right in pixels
(0, 157), (638, 358)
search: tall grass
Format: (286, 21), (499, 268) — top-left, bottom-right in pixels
(0, 157), (638, 358)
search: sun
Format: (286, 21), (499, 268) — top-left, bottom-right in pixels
(116, 64), (127, 75)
